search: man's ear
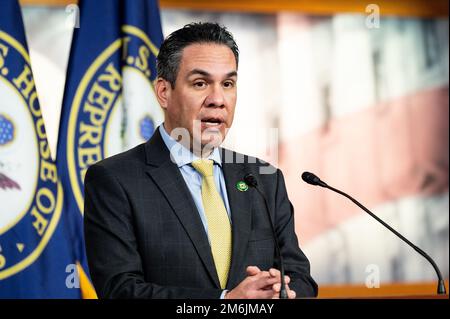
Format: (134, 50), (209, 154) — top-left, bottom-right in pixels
(155, 77), (171, 110)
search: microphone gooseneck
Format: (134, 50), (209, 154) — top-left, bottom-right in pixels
(301, 171), (447, 295)
(244, 173), (288, 299)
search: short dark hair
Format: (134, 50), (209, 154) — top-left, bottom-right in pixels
(156, 22), (239, 87)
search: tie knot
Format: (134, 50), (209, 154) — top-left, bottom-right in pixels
(191, 159), (214, 177)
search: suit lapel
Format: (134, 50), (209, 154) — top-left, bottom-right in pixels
(220, 149), (253, 289)
(144, 129), (220, 288)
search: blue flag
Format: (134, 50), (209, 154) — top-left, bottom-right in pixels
(56, 0), (164, 297)
(0, 0), (80, 298)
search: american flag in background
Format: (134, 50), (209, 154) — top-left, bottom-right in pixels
(276, 15), (448, 285)
(0, 114), (14, 145)
(0, 114), (19, 191)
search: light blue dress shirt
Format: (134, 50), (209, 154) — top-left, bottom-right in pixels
(159, 125), (232, 237)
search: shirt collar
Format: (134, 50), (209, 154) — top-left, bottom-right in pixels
(159, 124), (222, 168)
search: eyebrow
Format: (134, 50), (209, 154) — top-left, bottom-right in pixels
(186, 69), (238, 79)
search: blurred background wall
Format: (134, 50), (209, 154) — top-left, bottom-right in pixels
(19, 1), (449, 289)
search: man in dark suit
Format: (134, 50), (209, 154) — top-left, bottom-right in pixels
(84, 22), (318, 299)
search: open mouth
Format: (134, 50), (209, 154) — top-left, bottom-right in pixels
(201, 117), (224, 127)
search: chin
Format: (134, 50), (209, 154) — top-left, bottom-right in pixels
(201, 130), (225, 148)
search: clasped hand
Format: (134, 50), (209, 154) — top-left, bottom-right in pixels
(225, 266), (296, 299)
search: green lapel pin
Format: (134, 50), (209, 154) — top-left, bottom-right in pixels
(236, 181), (249, 192)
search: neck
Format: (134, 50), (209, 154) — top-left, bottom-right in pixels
(162, 123), (215, 159)
(192, 144), (214, 159)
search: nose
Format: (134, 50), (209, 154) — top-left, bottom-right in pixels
(204, 84), (225, 108)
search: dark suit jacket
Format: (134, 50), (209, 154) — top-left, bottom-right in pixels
(84, 129), (318, 299)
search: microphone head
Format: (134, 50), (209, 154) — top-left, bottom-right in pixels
(244, 173), (258, 187)
(301, 171), (326, 187)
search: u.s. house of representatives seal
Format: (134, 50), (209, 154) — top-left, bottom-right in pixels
(0, 30), (63, 279)
(67, 25), (163, 215)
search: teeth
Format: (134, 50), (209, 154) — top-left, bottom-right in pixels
(204, 121), (221, 127)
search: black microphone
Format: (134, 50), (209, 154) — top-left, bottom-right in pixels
(244, 173), (288, 299)
(301, 171), (447, 295)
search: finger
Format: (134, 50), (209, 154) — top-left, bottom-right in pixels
(272, 281), (292, 293)
(246, 266), (261, 276)
(268, 269), (291, 283)
(281, 285), (296, 299)
(269, 277), (290, 291)
(269, 268), (279, 278)
(250, 270), (271, 282)
(272, 283), (280, 292)
(271, 285), (289, 299)
(288, 289), (296, 299)
(253, 275), (281, 290)
(272, 284), (296, 299)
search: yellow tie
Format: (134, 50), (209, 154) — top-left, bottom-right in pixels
(191, 159), (232, 289)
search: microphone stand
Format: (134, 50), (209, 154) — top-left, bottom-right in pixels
(245, 174), (288, 299)
(302, 172), (447, 295)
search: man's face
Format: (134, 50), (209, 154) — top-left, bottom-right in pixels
(156, 43), (237, 152)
